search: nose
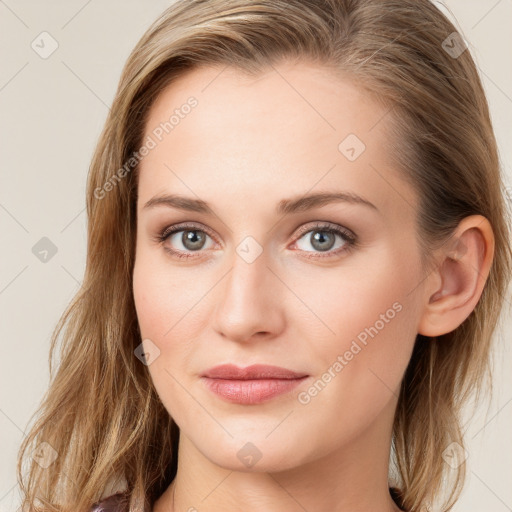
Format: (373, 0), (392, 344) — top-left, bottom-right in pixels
(211, 245), (286, 344)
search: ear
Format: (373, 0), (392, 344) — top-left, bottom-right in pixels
(417, 215), (495, 337)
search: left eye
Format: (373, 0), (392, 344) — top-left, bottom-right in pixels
(293, 225), (355, 256)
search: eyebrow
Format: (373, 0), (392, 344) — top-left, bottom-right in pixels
(142, 191), (379, 215)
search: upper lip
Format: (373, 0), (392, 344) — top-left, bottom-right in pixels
(201, 364), (308, 380)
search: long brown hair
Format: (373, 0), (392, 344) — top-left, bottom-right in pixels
(17, 1), (512, 511)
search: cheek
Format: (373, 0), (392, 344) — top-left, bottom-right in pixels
(132, 259), (169, 339)
(132, 244), (201, 340)
(132, 252), (200, 420)
(289, 250), (416, 345)
(132, 248), (215, 383)
(289, 289), (415, 450)
(293, 250), (420, 399)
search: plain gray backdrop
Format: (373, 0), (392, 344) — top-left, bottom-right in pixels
(1, 1), (511, 511)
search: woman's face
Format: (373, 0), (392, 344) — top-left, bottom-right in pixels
(133, 61), (428, 471)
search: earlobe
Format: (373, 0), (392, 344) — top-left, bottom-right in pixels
(417, 215), (495, 337)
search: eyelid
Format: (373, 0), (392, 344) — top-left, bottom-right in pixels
(292, 221), (355, 242)
(156, 220), (357, 259)
(159, 220), (355, 244)
(160, 221), (220, 244)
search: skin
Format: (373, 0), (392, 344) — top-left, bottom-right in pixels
(132, 61), (494, 512)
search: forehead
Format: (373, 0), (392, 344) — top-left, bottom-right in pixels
(137, 61), (417, 222)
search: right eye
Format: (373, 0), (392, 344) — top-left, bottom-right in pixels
(156, 223), (217, 259)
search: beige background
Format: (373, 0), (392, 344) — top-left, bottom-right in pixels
(0, 1), (511, 511)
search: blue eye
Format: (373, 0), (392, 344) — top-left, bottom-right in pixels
(292, 222), (357, 259)
(155, 221), (357, 260)
(156, 223), (215, 260)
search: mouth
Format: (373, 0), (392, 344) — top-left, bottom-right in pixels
(200, 376), (309, 404)
(201, 363), (308, 380)
(200, 364), (310, 405)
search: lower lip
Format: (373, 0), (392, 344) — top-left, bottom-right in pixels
(201, 377), (308, 405)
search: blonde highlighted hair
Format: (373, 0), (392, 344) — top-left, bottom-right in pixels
(17, 1), (512, 511)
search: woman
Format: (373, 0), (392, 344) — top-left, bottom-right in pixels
(17, 1), (511, 511)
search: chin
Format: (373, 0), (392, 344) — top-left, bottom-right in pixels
(196, 435), (305, 473)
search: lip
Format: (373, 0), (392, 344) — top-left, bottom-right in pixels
(200, 364), (310, 405)
(201, 364), (308, 380)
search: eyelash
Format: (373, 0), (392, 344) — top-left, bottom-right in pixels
(153, 221), (358, 260)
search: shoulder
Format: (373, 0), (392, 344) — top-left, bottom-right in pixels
(90, 492), (129, 512)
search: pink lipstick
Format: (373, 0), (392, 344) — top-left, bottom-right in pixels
(200, 364), (309, 405)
